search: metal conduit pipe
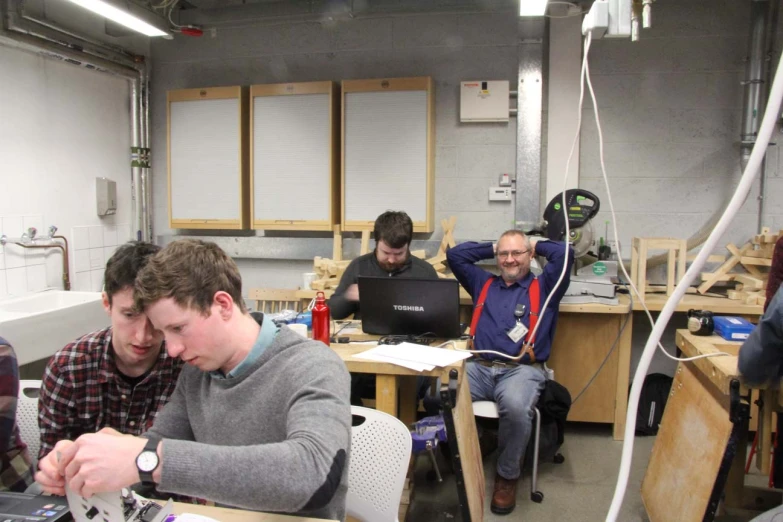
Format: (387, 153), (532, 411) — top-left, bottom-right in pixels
(640, 0), (775, 273)
(0, 0), (152, 244)
(9, 0), (137, 67)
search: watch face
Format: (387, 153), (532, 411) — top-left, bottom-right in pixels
(137, 451), (158, 473)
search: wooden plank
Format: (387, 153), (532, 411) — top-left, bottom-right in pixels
(698, 243), (752, 294)
(641, 362), (733, 522)
(174, 503), (335, 521)
(734, 274), (764, 292)
(741, 257), (772, 266)
(360, 230), (370, 255)
(701, 272), (736, 282)
(450, 369), (485, 522)
(426, 253), (447, 266)
(613, 312), (632, 441)
(757, 388), (774, 475)
(667, 248), (676, 295)
(375, 374), (398, 418)
(398, 375), (418, 427)
(333, 225), (342, 261)
(410, 249), (426, 259)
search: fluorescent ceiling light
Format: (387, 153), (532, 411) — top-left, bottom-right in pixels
(520, 0), (550, 16)
(65, 0), (170, 37)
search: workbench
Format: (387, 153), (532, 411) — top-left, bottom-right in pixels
(641, 330), (781, 521)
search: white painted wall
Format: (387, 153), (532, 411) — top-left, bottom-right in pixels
(0, 44), (134, 297)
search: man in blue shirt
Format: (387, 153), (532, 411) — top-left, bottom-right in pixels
(447, 230), (573, 515)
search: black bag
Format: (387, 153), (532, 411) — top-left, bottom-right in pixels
(525, 379), (571, 466)
(634, 373), (673, 435)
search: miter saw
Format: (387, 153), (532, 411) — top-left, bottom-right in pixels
(528, 189), (619, 305)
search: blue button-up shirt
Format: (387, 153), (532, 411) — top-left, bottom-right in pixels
(447, 240), (573, 362)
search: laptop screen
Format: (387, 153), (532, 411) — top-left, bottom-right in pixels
(357, 277), (462, 338)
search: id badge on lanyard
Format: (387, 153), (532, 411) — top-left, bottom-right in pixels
(506, 303), (528, 343)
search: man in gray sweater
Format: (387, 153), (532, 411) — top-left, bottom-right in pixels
(36, 239), (351, 521)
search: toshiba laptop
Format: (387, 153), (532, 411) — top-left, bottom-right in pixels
(357, 277), (462, 338)
(0, 492), (70, 522)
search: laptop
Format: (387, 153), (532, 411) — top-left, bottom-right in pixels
(0, 492), (70, 522)
(358, 277), (462, 338)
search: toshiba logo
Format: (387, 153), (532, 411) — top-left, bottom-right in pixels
(393, 305), (424, 312)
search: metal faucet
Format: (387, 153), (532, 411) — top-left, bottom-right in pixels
(0, 225), (71, 290)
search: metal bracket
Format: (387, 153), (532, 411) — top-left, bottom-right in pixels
(703, 379), (751, 522)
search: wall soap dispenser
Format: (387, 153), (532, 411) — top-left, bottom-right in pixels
(96, 177), (117, 216)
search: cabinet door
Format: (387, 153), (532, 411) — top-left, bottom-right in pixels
(341, 77), (434, 233)
(250, 82), (339, 231)
(167, 86), (249, 230)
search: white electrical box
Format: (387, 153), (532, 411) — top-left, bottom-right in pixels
(489, 187), (512, 201)
(96, 177), (117, 216)
(460, 81), (510, 122)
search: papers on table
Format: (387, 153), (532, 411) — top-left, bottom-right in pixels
(353, 342), (472, 372)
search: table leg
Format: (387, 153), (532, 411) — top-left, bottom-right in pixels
(613, 312), (633, 441)
(375, 374), (398, 417)
(399, 375), (418, 426)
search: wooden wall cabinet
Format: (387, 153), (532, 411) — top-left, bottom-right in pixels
(167, 86), (249, 230)
(341, 77), (435, 233)
(250, 82), (340, 231)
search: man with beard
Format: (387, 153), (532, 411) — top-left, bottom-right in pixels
(447, 230), (573, 515)
(329, 211), (438, 320)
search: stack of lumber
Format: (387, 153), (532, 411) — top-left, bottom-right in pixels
(698, 227), (779, 306)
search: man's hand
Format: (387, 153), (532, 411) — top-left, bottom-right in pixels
(61, 432), (147, 498)
(344, 284), (359, 302)
(35, 440), (75, 496)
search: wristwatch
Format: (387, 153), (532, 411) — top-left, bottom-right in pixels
(135, 435), (161, 484)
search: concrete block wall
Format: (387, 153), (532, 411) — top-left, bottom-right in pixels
(150, 3), (522, 255)
(579, 0), (780, 259)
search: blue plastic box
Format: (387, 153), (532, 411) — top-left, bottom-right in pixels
(713, 316), (755, 341)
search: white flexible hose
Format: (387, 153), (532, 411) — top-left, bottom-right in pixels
(606, 37), (783, 522)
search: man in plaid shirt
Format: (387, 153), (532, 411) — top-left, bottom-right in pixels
(0, 338), (34, 491)
(38, 242), (183, 461)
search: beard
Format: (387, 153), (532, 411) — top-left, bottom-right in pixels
(379, 255), (409, 273)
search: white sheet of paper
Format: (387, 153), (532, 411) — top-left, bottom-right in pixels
(354, 342), (471, 371)
(353, 350), (435, 371)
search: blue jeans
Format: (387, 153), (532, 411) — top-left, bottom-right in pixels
(467, 361), (547, 480)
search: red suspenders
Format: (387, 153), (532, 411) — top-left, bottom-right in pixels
(469, 277), (541, 362)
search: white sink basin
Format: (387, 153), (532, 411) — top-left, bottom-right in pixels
(0, 291), (109, 366)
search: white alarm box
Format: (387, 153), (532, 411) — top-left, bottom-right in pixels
(460, 80), (510, 122)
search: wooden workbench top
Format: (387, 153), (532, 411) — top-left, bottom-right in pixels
(297, 288), (631, 314)
(635, 293), (764, 315)
(675, 330), (744, 396)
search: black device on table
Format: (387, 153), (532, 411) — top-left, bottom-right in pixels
(0, 491), (70, 522)
(357, 276), (462, 339)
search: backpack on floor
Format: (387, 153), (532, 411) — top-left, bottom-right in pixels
(634, 373), (673, 436)
(524, 379), (571, 466)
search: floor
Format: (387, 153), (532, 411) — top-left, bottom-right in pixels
(407, 422), (656, 521)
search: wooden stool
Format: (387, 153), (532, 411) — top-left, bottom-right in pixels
(630, 237), (687, 301)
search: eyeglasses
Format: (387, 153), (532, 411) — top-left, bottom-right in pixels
(497, 249), (531, 260)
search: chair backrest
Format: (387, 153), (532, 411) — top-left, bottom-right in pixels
(17, 380), (42, 464)
(347, 406), (412, 522)
(247, 288), (301, 314)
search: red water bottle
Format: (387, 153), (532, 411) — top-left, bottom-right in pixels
(311, 291), (331, 345)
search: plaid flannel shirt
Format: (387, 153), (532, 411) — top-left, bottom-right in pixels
(38, 327), (183, 460)
(0, 338), (34, 492)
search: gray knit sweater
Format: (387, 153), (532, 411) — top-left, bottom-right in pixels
(147, 323), (351, 521)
